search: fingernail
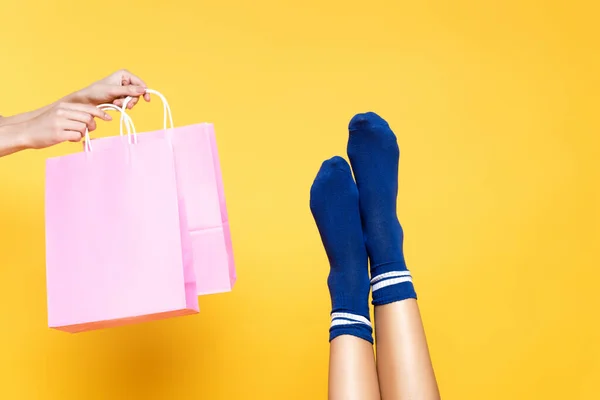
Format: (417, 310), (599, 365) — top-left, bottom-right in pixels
(104, 114), (112, 120)
(137, 87), (146, 94)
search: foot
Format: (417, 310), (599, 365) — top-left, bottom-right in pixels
(310, 156), (373, 343)
(347, 112), (417, 306)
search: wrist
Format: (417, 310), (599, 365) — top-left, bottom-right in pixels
(0, 121), (30, 157)
(13, 121), (33, 150)
(61, 91), (81, 104)
(63, 87), (93, 105)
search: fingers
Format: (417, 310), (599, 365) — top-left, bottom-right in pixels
(61, 110), (97, 132)
(59, 103), (112, 121)
(107, 85), (146, 109)
(54, 103), (112, 143)
(121, 70), (151, 102)
(107, 69), (151, 107)
(112, 97), (137, 109)
(125, 96), (139, 109)
(108, 85), (146, 100)
(61, 120), (88, 142)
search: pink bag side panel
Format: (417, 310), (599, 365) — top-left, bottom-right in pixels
(170, 125), (231, 294)
(190, 228), (231, 294)
(205, 124), (237, 287)
(45, 140), (197, 332)
(176, 196), (199, 311)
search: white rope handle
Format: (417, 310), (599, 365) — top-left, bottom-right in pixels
(84, 104), (137, 152)
(99, 104), (136, 137)
(122, 88), (174, 130)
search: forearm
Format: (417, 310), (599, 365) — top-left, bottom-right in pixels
(0, 93), (74, 127)
(0, 122), (29, 157)
(0, 104), (51, 127)
(329, 336), (380, 400)
(375, 299), (440, 400)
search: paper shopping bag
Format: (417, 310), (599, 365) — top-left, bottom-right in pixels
(45, 112), (199, 333)
(91, 90), (237, 295)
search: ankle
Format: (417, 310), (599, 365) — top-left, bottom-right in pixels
(370, 263), (417, 306)
(330, 311), (373, 344)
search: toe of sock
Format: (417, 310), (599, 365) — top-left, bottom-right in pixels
(348, 112), (389, 131)
(322, 156), (352, 173)
(313, 157), (353, 184)
(310, 156), (356, 210)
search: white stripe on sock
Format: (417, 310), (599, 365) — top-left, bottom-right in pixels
(370, 270), (411, 284)
(372, 276), (413, 292)
(330, 312), (372, 327)
(330, 319), (365, 328)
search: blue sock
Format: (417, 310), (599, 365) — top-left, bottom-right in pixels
(347, 112), (417, 306)
(310, 156), (373, 344)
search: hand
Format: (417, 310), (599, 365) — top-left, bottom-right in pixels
(67, 69), (151, 110)
(19, 102), (111, 149)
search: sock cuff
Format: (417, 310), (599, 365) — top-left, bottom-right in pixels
(330, 312), (372, 328)
(371, 270), (417, 306)
(370, 270), (412, 291)
(329, 312), (374, 344)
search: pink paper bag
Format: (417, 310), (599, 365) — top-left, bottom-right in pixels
(92, 90), (236, 295)
(45, 119), (199, 333)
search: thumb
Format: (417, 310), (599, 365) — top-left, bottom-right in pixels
(108, 85), (146, 99)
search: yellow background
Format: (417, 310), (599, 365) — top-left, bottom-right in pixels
(1, 0), (598, 399)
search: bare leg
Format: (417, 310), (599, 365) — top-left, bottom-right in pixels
(375, 300), (440, 399)
(329, 336), (380, 400)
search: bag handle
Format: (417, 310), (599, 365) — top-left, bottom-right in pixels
(98, 104), (137, 137)
(122, 88), (174, 130)
(84, 104), (137, 152)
